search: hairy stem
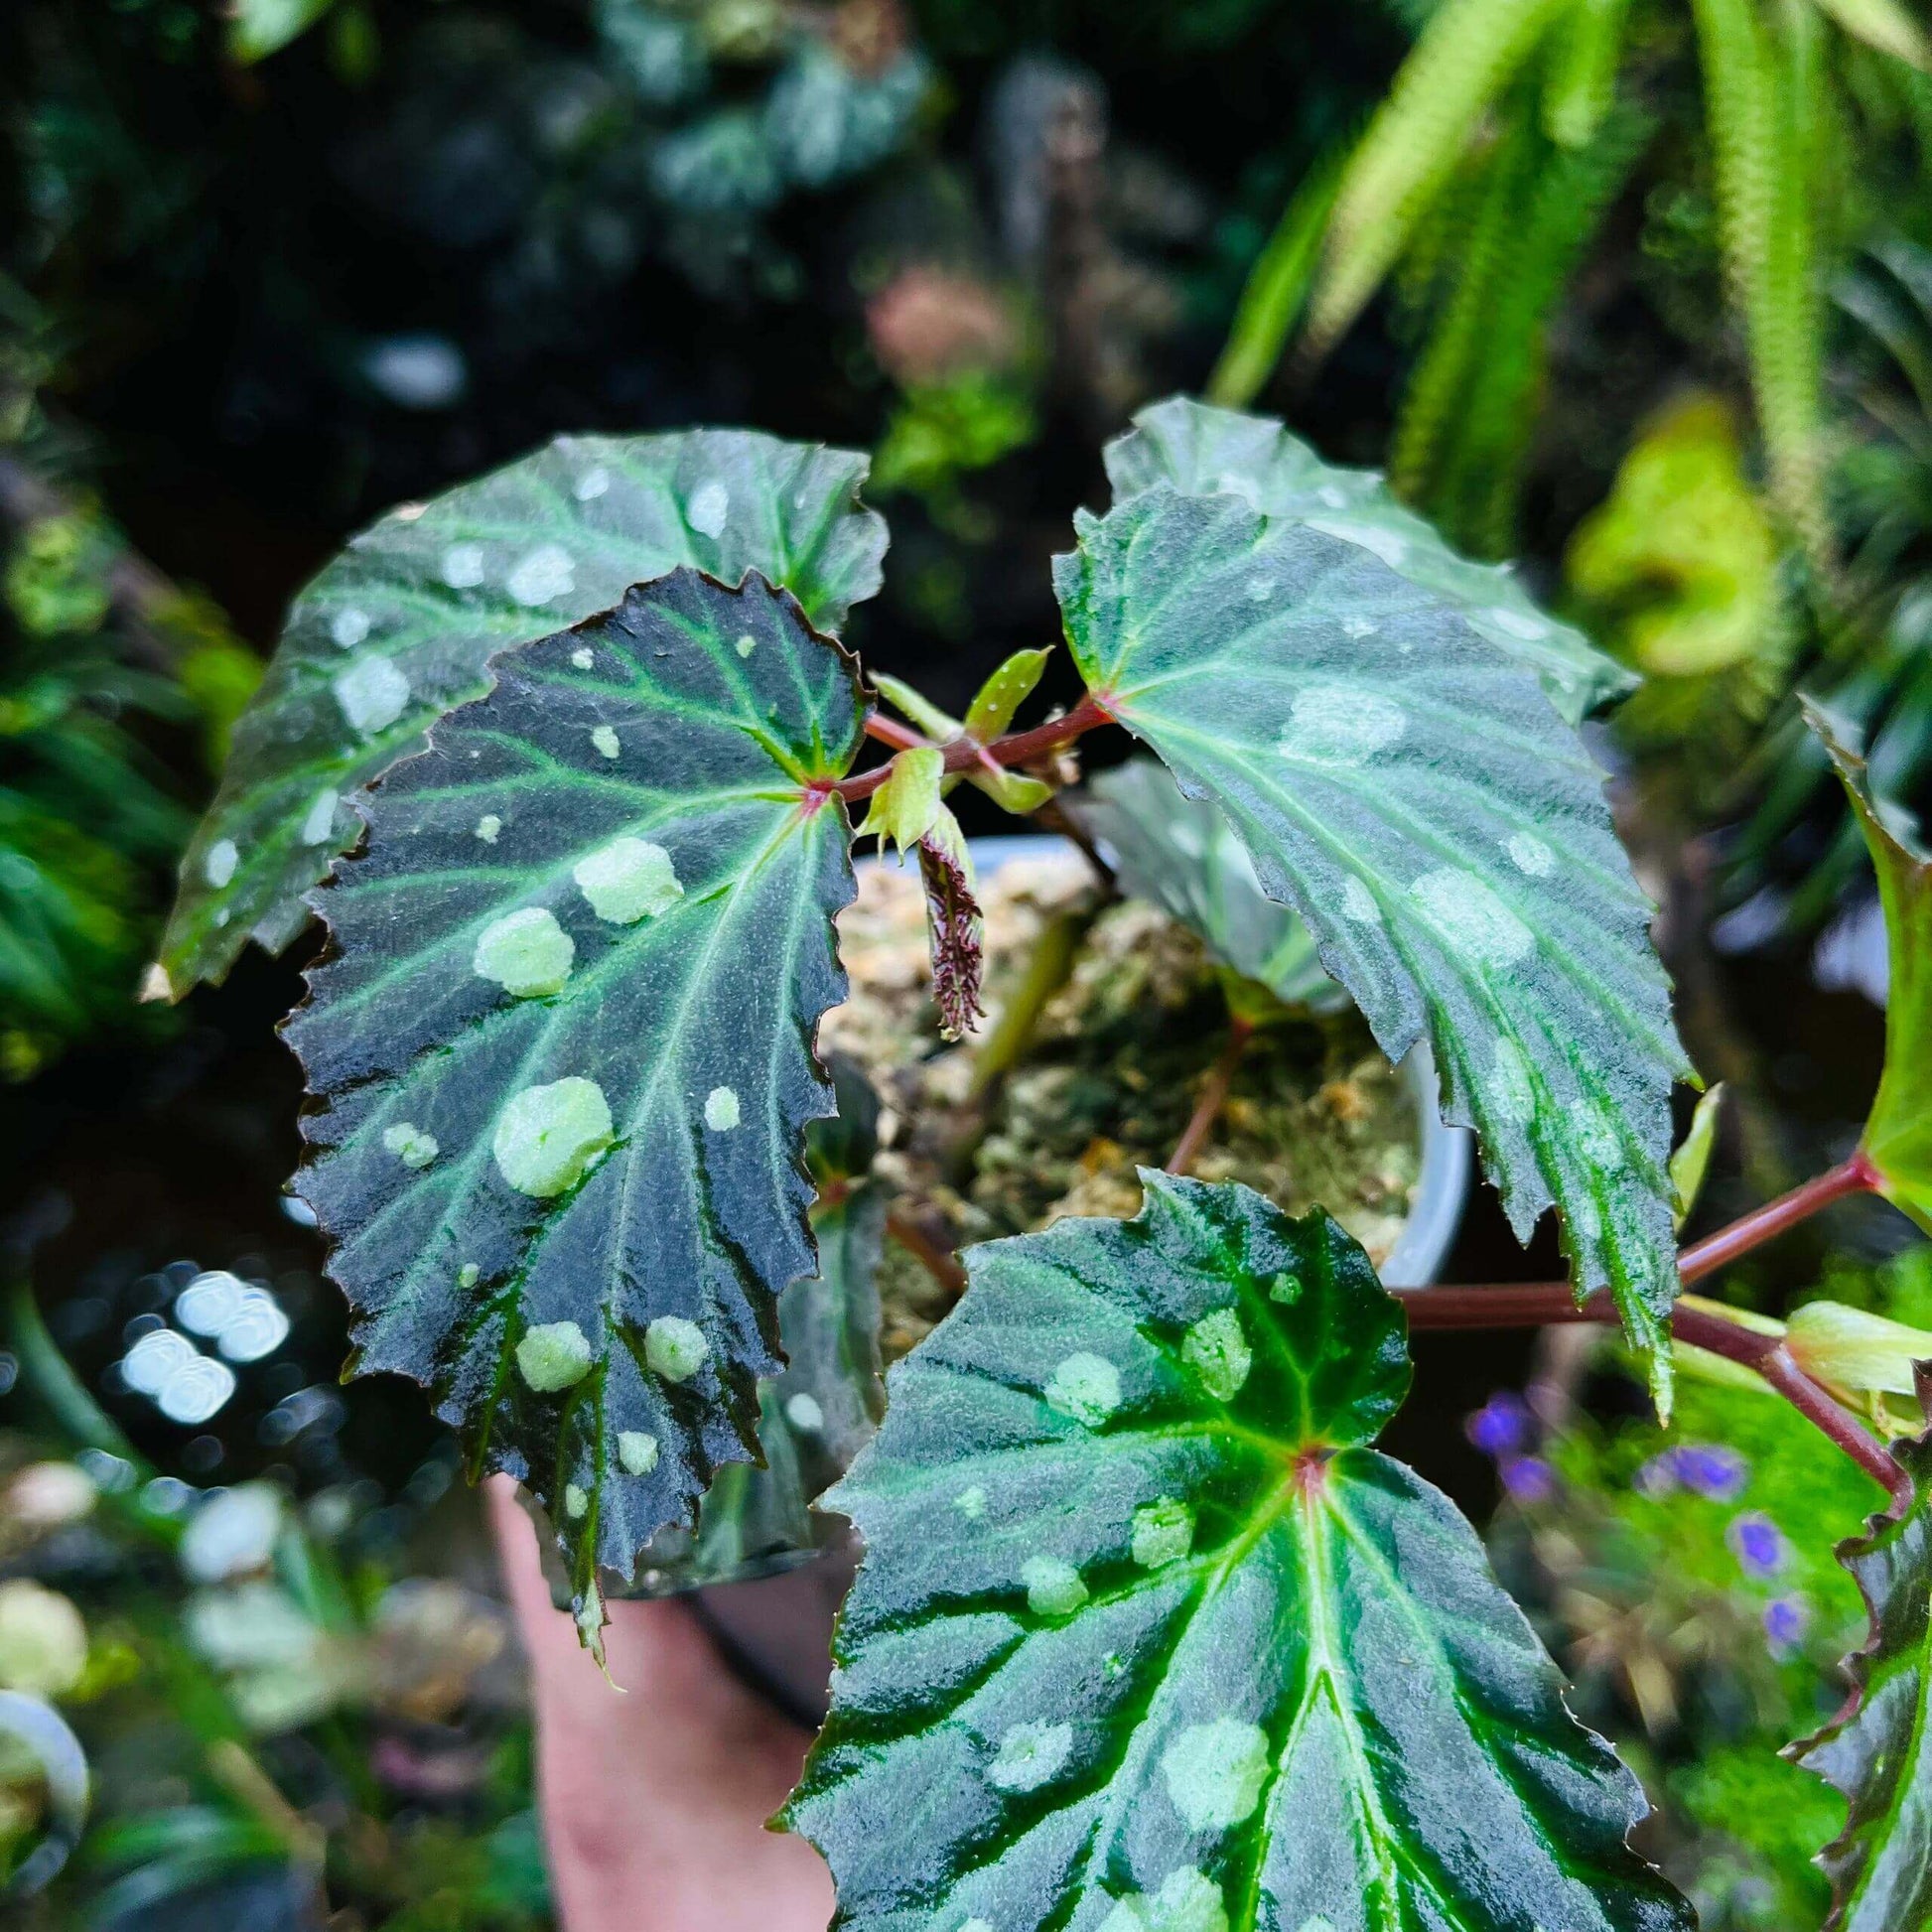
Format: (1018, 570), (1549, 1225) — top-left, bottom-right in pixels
(835, 695), (1115, 805)
(1167, 1018), (1255, 1176)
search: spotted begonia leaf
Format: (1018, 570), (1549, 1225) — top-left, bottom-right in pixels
(784, 1173), (1693, 1932)
(161, 429), (886, 994)
(1056, 484), (1689, 1406)
(1103, 396), (1632, 724)
(284, 569), (863, 1645)
(624, 1178), (886, 1594)
(1810, 702), (1932, 1236)
(1069, 757), (1343, 1013)
(1791, 1431), (1932, 1931)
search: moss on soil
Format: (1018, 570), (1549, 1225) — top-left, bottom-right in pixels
(823, 850), (1420, 1360)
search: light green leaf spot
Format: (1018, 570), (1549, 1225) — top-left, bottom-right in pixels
(704, 1086), (742, 1132)
(1132, 1498), (1194, 1569)
(380, 1122), (439, 1169)
(1161, 1719), (1271, 1831)
(564, 1482), (589, 1519)
(492, 1077), (614, 1197)
(1044, 1351), (1122, 1426)
(1180, 1310), (1251, 1401)
(644, 1316), (710, 1384)
(987, 1721), (1072, 1793)
(473, 906), (575, 998)
(516, 1320), (593, 1393)
(1098, 1868), (1229, 1932)
(1021, 1555), (1089, 1616)
(590, 725), (620, 760)
(573, 837), (682, 924)
(617, 1431), (660, 1476)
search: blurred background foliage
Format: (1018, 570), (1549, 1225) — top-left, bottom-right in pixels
(0, 0), (1929, 1925)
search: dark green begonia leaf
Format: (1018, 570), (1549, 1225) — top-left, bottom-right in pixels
(1809, 701), (1932, 1236)
(1068, 758), (1344, 1013)
(785, 1173), (1693, 1932)
(1791, 1431), (1932, 1932)
(627, 1177), (887, 1593)
(1055, 484), (1690, 1407)
(1104, 397), (1633, 724)
(161, 429), (885, 994)
(284, 570), (863, 1648)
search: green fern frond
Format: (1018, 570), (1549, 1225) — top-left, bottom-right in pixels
(1543, 0), (1635, 147)
(1691, 0), (1837, 571)
(1811, 0), (1931, 72)
(1395, 93), (1654, 554)
(1207, 139), (1351, 408)
(1302, 0), (1570, 359)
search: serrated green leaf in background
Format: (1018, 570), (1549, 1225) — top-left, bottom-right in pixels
(785, 1173), (1694, 1932)
(1105, 397), (1633, 722)
(1056, 480), (1689, 1404)
(1791, 1431), (1932, 1931)
(284, 570), (863, 1648)
(161, 429), (886, 995)
(1068, 758), (1343, 1013)
(624, 1177), (886, 1593)
(1811, 701), (1932, 1235)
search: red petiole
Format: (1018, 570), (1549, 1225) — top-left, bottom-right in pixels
(1400, 1153), (1905, 1501)
(836, 693), (1115, 804)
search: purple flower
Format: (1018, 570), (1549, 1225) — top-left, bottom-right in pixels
(1672, 1444), (1750, 1503)
(1500, 1454), (1556, 1504)
(1727, 1511), (1788, 1581)
(1632, 1452), (1681, 1498)
(1466, 1393), (1533, 1459)
(1763, 1595), (1811, 1658)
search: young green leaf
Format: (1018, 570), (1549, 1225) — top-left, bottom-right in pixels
(784, 1173), (1694, 1932)
(1811, 702), (1932, 1234)
(162, 430), (886, 995)
(283, 570), (863, 1645)
(1670, 1081), (1725, 1229)
(1068, 758), (1344, 1012)
(858, 746), (945, 858)
(1056, 483), (1689, 1404)
(1791, 1431), (1932, 1930)
(1104, 396), (1632, 722)
(624, 1179), (887, 1593)
(963, 647), (1052, 744)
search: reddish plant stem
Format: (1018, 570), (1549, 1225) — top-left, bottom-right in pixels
(1168, 1018), (1254, 1176)
(886, 1209), (968, 1296)
(1403, 1152), (1883, 1328)
(864, 711), (929, 752)
(1399, 1150), (1904, 1499)
(1676, 1149), (1879, 1286)
(836, 694), (1115, 804)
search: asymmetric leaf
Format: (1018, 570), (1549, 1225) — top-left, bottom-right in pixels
(1811, 702), (1932, 1235)
(1103, 397), (1632, 722)
(1055, 483), (1689, 1401)
(1069, 759), (1342, 1012)
(285, 570), (863, 1640)
(162, 429), (886, 993)
(785, 1173), (1693, 1932)
(1791, 1432), (1932, 1932)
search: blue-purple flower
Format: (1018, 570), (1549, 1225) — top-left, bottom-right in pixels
(1499, 1454), (1556, 1504)
(1466, 1393), (1533, 1459)
(1762, 1594), (1810, 1657)
(1726, 1511), (1788, 1581)
(1672, 1444), (1749, 1502)
(1631, 1442), (1750, 1502)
